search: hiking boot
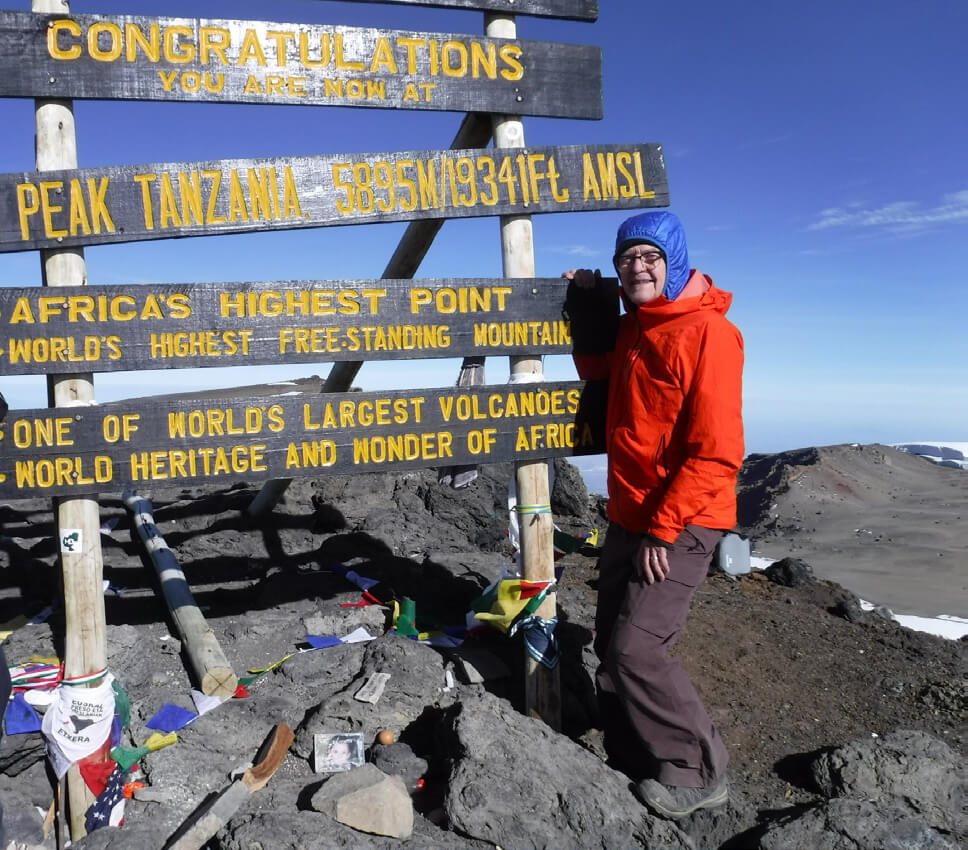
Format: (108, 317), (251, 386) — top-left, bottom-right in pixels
(634, 774), (729, 819)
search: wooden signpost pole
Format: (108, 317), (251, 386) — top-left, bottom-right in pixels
(485, 13), (561, 729)
(31, 0), (106, 839)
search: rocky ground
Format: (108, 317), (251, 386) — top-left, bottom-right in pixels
(737, 443), (968, 617)
(0, 449), (965, 849)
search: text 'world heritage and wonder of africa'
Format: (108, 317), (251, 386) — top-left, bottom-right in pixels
(0, 384), (597, 498)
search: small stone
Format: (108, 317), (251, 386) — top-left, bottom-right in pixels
(371, 741), (428, 792)
(133, 787), (175, 803)
(311, 763), (413, 838)
(160, 637), (182, 655)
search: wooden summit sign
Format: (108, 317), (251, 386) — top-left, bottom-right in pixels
(0, 10), (601, 118)
(327, 0), (598, 21)
(0, 278), (574, 374)
(0, 142), (667, 252)
(0, 382), (592, 499)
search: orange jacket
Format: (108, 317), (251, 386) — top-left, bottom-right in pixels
(575, 271), (744, 543)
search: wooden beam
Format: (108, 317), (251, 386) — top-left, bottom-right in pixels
(0, 141), (669, 253)
(31, 0), (107, 838)
(0, 382), (590, 500)
(309, 0), (598, 21)
(0, 277), (573, 375)
(486, 11), (560, 730)
(164, 724), (293, 850)
(124, 490), (238, 699)
(0, 11), (602, 118)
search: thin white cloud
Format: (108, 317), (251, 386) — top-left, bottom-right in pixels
(809, 189), (968, 232)
(558, 245), (599, 257)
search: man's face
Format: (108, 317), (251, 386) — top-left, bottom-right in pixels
(616, 246), (667, 306)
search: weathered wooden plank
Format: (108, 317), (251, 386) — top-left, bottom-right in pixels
(0, 142), (667, 252)
(0, 11), (601, 118)
(0, 278), (574, 374)
(323, 0), (598, 21)
(0, 381), (595, 499)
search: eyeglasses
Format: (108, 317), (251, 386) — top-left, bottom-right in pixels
(616, 250), (664, 270)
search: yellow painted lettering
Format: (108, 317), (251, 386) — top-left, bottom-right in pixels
(87, 22), (122, 62)
(333, 33), (364, 71)
(133, 174), (157, 229)
(163, 26), (195, 63)
(68, 179), (91, 236)
(158, 173), (182, 228)
(370, 37), (398, 73)
(582, 153), (602, 200)
(47, 20), (81, 60)
(125, 22), (160, 62)
(499, 44), (524, 80)
(237, 29), (268, 66)
(40, 181), (66, 239)
(227, 170), (250, 222)
(282, 166), (303, 218)
(203, 170), (225, 224)
(16, 184), (40, 240)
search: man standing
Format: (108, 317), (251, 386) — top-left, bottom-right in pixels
(563, 211), (744, 819)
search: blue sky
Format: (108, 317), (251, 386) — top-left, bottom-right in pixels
(1, 0), (966, 455)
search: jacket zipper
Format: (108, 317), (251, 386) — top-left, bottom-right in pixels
(607, 339), (643, 528)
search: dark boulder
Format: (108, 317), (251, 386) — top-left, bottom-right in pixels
(764, 557), (816, 587)
(811, 730), (967, 840)
(758, 798), (958, 850)
(442, 690), (694, 850)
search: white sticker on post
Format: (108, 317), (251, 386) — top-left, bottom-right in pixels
(60, 529), (83, 553)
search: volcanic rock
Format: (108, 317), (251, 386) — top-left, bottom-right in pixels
(758, 798), (959, 850)
(442, 690), (694, 850)
(764, 557), (815, 587)
(811, 730), (967, 840)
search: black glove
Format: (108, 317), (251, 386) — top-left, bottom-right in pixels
(563, 272), (620, 355)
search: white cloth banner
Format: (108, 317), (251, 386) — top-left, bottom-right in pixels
(42, 675), (115, 778)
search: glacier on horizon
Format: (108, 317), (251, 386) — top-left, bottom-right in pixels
(892, 441), (968, 470)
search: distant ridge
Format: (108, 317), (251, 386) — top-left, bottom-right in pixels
(737, 443), (968, 618)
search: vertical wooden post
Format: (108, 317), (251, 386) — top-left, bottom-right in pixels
(32, 0), (107, 838)
(485, 14), (561, 730)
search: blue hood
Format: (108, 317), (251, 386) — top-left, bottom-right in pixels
(613, 211), (690, 301)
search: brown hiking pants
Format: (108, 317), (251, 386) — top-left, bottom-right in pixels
(595, 522), (728, 788)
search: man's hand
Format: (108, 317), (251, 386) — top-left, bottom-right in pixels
(562, 268), (599, 289)
(637, 541), (670, 584)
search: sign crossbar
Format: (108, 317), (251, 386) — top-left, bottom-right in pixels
(0, 278), (575, 375)
(1, 142), (667, 252)
(0, 11), (602, 118)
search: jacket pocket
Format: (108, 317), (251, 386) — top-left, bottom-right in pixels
(627, 526), (721, 640)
